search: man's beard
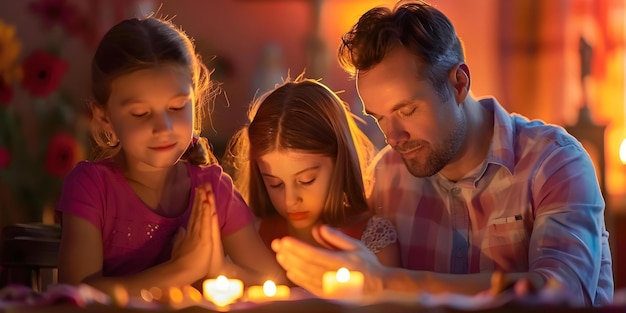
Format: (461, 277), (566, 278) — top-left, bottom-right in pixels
(400, 116), (466, 178)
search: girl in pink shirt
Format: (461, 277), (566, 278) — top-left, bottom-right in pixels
(56, 17), (284, 297)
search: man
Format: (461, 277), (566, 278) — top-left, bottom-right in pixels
(271, 0), (613, 307)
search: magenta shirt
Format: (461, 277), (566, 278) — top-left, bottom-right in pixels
(56, 159), (253, 277)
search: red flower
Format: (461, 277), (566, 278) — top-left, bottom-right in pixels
(21, 49), (68, 98)
(0, 147), (10, 168)
(0, 77), (13, 105)
(44, 133), (79, 177)
(29, 0), (76, 28)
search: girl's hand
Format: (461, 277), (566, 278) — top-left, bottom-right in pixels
(203, 184), (225, 277)
(272, 225), (386, 296)
(171, 184), (223, 282)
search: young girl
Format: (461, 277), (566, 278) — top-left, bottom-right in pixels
(56, 17), (284, 297)
(225, 77), (400, 267)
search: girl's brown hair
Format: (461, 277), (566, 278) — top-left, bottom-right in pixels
(225, 76), (376, 227)
(89, 17), (216, 165)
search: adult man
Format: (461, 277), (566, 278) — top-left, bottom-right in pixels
(271, 0), (613, 307)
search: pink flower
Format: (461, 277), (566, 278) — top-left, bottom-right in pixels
(0, 76), (13, 105)
(29, 0), (76, 28)
(0, 147), (10, 168)
(44, 133), (79, 177)
(21, 49), (68, 98)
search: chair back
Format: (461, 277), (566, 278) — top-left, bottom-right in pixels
(0, 223), (61, 292)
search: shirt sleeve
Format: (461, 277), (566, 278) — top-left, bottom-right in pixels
(55, 161), (105, 229)
(530, 141), (613, 306)
(361, 215), (398, 254)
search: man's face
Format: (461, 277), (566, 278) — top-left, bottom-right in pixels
(356, 47), (465, 177)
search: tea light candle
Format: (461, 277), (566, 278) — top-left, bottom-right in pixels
(322, 267), (364, 299)
(203, 275), (244, 307)
(246, 280), (291, 302)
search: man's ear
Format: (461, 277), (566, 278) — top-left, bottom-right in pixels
(449, 63), (470, 104)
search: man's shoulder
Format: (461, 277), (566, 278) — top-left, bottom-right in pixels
(512, 115), (580, 149)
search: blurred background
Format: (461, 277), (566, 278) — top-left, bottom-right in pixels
(0, 0), (624, 289)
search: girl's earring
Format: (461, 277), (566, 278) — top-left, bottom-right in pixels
(342, 193), (350, 208)
(105, 131), (119, 147)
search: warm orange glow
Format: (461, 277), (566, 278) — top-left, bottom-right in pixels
(620, 138), (626, 164)
(246, 280), (290, 302)
(322, 268), (364, 298)
(111, 284), (129, 307)
(183, 285), (203, 303)
(168, 287), (184, 304)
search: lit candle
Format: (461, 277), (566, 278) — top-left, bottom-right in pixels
(203, 275), (244, 307)
(246, 280), (291, 302)
(322, 267), (364, 299)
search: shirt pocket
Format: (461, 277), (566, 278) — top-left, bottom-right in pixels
(480, 218), (529, 272)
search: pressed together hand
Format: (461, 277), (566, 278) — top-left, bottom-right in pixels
(171, 184), (224, 282)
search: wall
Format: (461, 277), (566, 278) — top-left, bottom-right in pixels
(155, 0), (500, 154)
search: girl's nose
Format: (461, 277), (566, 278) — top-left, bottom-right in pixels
(152, 112), (173, 134)
(284, 185), (302, 208)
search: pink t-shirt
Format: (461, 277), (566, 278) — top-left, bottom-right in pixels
(56, 159), (253, 277)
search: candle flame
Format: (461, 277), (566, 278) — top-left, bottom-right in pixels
(336, 267), (350, 283)
(263, 280), (277, 297)
(216, 275), (229, 291)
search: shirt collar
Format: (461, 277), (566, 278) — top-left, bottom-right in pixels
(480, 97), (516, 176)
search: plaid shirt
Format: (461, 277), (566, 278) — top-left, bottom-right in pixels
(368, 98), (613, 306)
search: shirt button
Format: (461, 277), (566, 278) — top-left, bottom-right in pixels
(451, 187), (461, 195)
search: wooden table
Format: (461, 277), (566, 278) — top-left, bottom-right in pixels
(5, 300), (626, 313)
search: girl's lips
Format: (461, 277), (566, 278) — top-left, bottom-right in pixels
(287, 211), (309, 221)
(149, 143), (176, 151)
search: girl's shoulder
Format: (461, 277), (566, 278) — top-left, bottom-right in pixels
(361, 215), (397, 254)
(65, 158), (120, 183)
